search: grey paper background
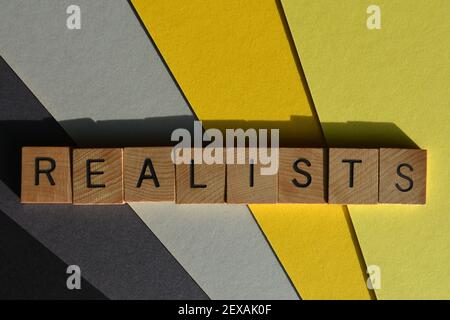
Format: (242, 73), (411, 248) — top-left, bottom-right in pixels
(0, 0), (298, 299)
(0, 208), (106, 299)
(0, 57), (207, 299)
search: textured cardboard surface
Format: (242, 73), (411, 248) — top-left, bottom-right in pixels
(131, 0), (372, 299)
(282, 0), (450, 298)
(0, 1), (297, 299)
(0, 208), (106, 299)
(0, 57), (207, 299)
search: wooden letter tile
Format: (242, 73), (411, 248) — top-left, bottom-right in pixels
(278, 148), (326, 203)
(226, 148), (277, 203)
(73, 148), (123, 204)
(21, 147), (72, 203)
(379, 148), (426, 204)
(328, 148), (378, 204)
(124, 147), (175, 202)
(175, 149), (225, 203)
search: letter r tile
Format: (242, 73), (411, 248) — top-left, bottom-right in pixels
(21, 146), (72, 203)
(73, 148), (123, 205)
(328, 148), (378, 204)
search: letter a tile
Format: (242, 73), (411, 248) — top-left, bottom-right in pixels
(124, 147), (175, 202)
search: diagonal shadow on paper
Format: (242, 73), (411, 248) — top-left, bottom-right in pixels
(0, 56), (209, 299)
(0, 207), (107, 299)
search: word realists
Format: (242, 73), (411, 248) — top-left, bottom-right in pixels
(21, 147), (427, 205)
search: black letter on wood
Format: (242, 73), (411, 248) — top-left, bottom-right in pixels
(292, 158), (312, 188)
(395, 163), (414, 192)
(136, 158), (160, 188)
(35, 157), (56, 186)
(86, 159), (105, 188)
(190, 160), (206, 188)
(342, 159), (362, 188)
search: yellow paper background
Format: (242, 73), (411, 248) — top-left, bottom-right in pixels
(282, 0), (450, 299)
(131, 0), (372, 299)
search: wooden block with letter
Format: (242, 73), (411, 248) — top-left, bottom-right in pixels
(328, 148), (378, 204)
(73, 148), (123, 204)
(21, 146), (72, 203)
(379, 148), (427, 204)
(226, 148), (277, 203)
(175, 148), (225, 203)
(278, 148), (326, 203)
(124, 147), (175, 202)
